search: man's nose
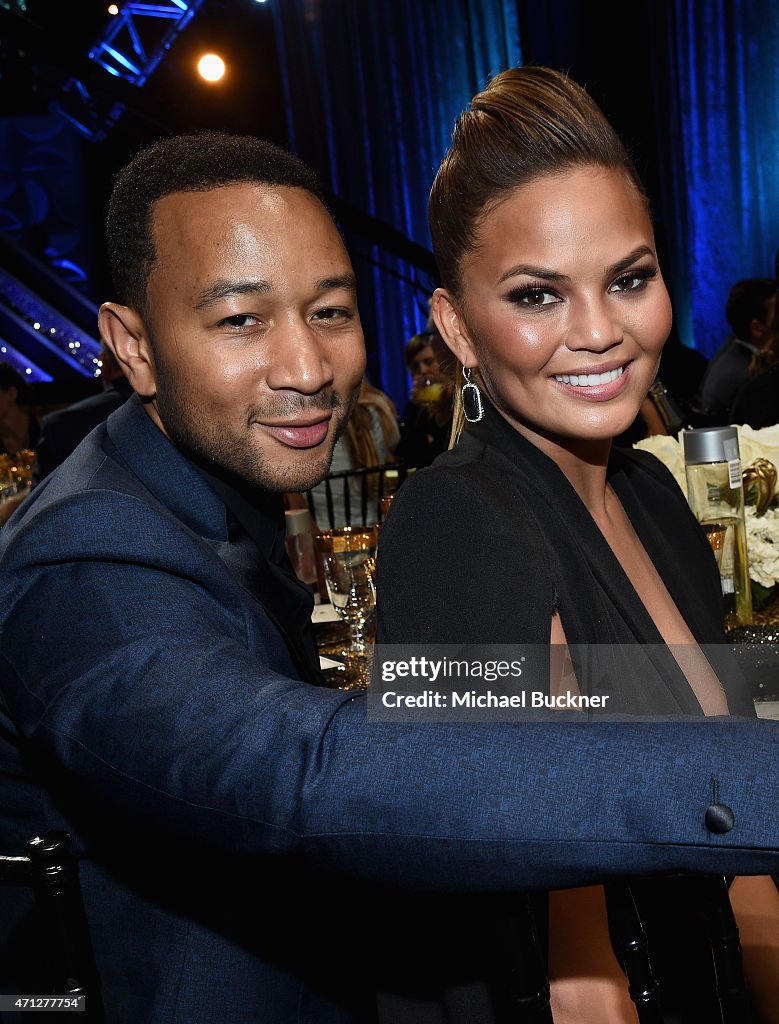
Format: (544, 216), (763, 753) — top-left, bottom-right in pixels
(266, 318), (335, 394)
(565, 296), (623, 352)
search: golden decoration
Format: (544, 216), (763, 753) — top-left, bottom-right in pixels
(742, 458), (777, 517)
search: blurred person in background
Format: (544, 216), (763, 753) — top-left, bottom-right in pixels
(0, 363), (40, 526)
(697, 278), (777, 424)
(0, 362), (39, 456)
(32, 346), (133, 486)
(396, 325), (454, 467)
(730, 291), (779, 428)
(305, 376), (399, 526)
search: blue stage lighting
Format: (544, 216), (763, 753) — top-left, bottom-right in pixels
(52, 0), (205, 140)
(89, 1), (205, 87)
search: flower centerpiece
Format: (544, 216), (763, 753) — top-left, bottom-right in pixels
(635, 426), (779, 615)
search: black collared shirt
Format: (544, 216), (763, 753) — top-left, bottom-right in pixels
(199, 464), (286, 562)
(196, 465), (323, 686)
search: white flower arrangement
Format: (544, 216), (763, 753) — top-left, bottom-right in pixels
(634, 425), (779, 590)
(633, 433), (688, 497)
(744, 507), (779, 588)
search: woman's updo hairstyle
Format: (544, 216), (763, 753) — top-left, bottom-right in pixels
(429, 66), (647, 297)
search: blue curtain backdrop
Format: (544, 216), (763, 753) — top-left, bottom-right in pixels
(661, 0), (779, 356)
(0, 114), (92, 287)
(271, 0), (521, 405)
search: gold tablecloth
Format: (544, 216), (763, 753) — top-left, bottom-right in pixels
(751, 591), (779, 628)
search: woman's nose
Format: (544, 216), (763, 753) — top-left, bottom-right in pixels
(565, 296), (622, 352)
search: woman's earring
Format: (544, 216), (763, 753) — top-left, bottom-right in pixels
(461, 366), (484, 423)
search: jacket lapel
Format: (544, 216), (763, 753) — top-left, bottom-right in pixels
(208, 531), (323, 686)
(104, 396), (323, 685)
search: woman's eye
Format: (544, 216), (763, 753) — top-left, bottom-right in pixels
(610, 275), (642, 293)
(219, 314), (259, 328)
(609, 267), (658, 293)
(508, 287), (559, 308)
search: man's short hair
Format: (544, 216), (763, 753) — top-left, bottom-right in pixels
(725, 278), (777, 338)
(106, 133), (326, 318)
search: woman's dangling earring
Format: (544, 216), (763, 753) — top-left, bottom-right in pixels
(461, 365), (484, 423)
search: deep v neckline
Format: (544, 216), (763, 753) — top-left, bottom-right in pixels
(481, 422), (684, 645)
(463, 404), (739, 715)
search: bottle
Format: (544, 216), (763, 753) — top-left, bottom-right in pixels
(682, 426), (752, 628)
(284, 509), (319, 600)
(647, 379), (684, 435)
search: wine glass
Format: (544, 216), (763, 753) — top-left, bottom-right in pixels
(315, 525), (378, 688)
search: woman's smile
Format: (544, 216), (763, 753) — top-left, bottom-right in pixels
(550, 361), (630, 400)
(436, 165), (672, 458)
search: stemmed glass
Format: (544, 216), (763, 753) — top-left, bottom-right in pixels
(315, 525), (378, 689)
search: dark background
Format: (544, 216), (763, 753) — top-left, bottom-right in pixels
(0, 0), (664, 293)
(0, 0), (776, 405)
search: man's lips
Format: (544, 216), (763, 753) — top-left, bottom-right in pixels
(258, 417), (332, 448)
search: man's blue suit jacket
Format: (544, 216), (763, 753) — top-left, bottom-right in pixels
(1, 396), (779, 1022)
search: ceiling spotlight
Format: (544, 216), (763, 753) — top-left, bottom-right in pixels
(107, 3), (119, 13)
(197, 53), (226, 83)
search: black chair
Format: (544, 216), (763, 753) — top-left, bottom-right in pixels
(306, 462), (410, 529)
(695, 875), (752, 1022)
(503, 876), (751, 1023)
(504, 894), (553, 1022)
(0, 831), (102, 1018)
(606, 877), (750, 1024)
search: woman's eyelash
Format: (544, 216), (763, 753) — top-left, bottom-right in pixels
(505, 266), (659, 305)
(611, 265), (659, 287)
(505, 284), (559, 305)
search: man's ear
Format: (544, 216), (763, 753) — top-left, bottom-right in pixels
(431, 289), (478, 369)
(98, 303), (157, 398)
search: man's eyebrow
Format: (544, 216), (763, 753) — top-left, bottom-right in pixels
(194, 275), (356, 309)
(194, 280), (272, 310)
(315, 274), (357, 293)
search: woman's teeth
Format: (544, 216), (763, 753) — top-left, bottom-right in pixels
(554, 367), (624, 387)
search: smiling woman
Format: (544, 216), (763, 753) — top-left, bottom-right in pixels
(433, 165), (672, 456)
(376, 67), (778, 1022)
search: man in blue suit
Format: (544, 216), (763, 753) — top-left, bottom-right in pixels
(1, 134), (779, 1023)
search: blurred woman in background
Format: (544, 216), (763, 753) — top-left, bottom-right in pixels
(305, 377), (399, 527)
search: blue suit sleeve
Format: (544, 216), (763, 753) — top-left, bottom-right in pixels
(2, 489), (779, 892)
